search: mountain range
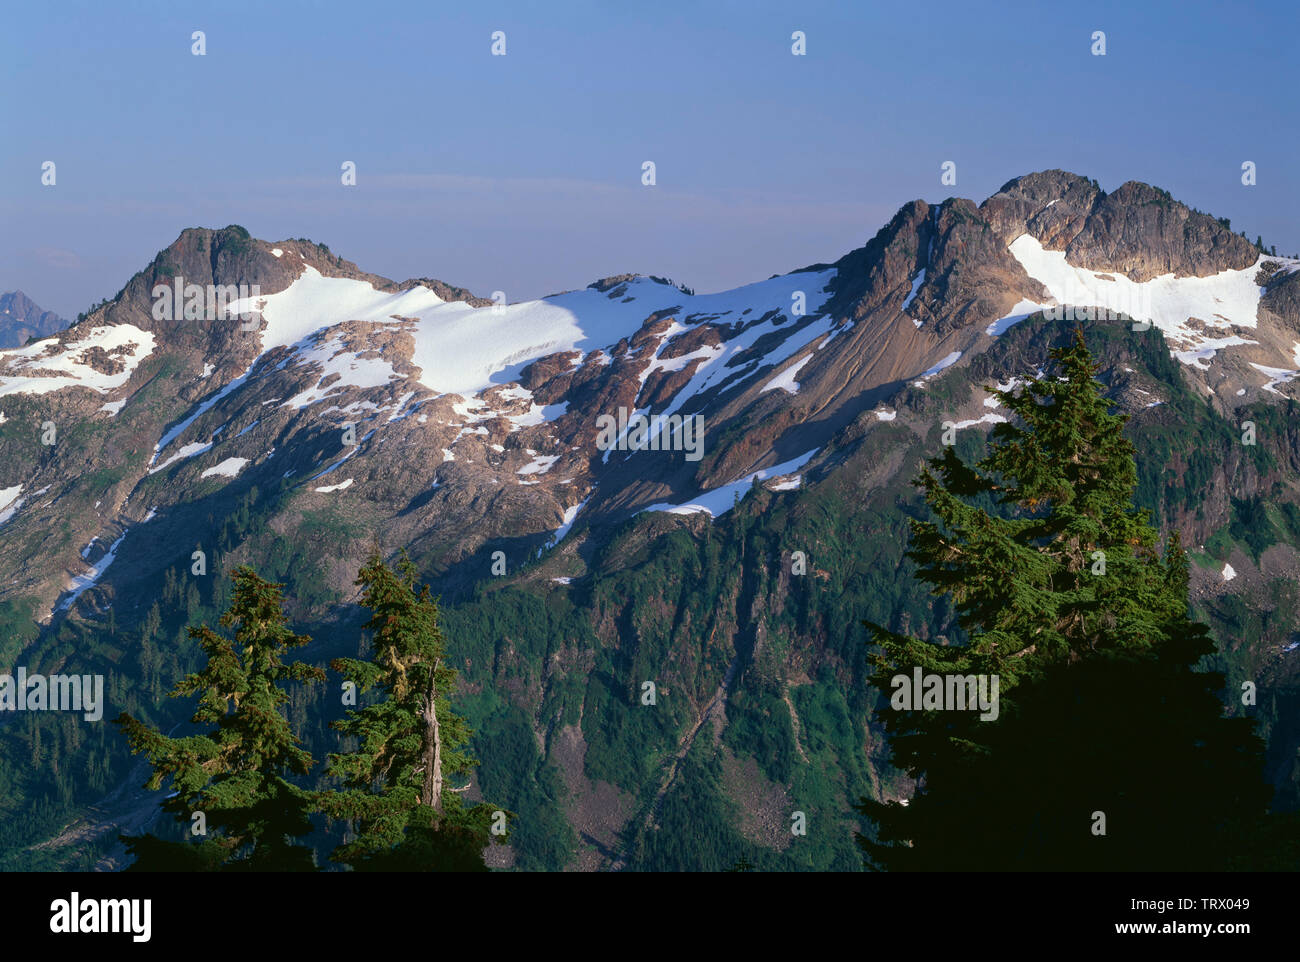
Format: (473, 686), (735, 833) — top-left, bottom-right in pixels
(2, 169), (1298, 871)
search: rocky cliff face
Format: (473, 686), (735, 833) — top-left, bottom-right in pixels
(2, 172), (1298, 870)
(981, 170), (1261, 279)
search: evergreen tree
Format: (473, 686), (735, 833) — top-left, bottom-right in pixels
(317, 551), (504, 871)
(115, 567), (325, 871)
(857, 329), (1274, 870)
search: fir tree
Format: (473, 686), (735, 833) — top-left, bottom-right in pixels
(115, 567), (325, 871)
(857, 329), (1274, 870)
(317, 551), (504, 871)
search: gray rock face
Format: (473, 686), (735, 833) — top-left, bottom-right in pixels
(981, 169), (1103, 248)
(820, 198), (935, 323)
(1260, 265), (1300, 345)
(981, 169), (1259, 281)
(1064, 181), (1258, 281)
(913, 198), (1047, 337)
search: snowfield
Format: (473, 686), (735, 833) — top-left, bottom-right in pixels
(281, 332), (401, 409)
(207, 265), (840, 473)
(0, 325), (156, 398)
(1008, 234), (1273, 368)
(550, 497), (590, 547)
(222, 266), (836, 400)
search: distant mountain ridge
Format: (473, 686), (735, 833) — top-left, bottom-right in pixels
(0, 291), (67, 348)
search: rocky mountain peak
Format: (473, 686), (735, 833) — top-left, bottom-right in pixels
(0, 290), (68, 348)
(981, 169), (1260, 281)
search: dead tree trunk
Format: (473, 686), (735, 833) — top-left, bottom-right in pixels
(421, 660), (443, 816)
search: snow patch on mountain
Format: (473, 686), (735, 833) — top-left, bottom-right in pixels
(603, 273), (836, 459)
(152, 370), (254, 464)
(1249, 362), (1299, 395)
(310, 431), (375, 480)
(149, 441), (214, 474)
(949, 413), (1008, 431)
(762, 353), (814, 395)
(518, 454), (560, 476)
(1172, 336), (1259, 369)
(548, 497), (590, 549)
(281, 332), (401, 409)
(901, 270), (926, 314)
(0, 325), (156, 398)
(1008, 234), (1267, 367)
(58, 529), (129, 611)
(0, 485), (23, 525)
(986, 298), (1048, 336)
(642, 449), (818, 518)
(638, 342), (723, 395)
(229, 262), (835, 407)
(912, 352), (963, 387)
(201, 457), (249, 479)
(223, 266), (681, 396)
(508, 400), (569, 430)
(923, 352), (962, 377)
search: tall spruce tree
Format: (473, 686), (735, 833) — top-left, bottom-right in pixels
(857, 329), (1274, 870)
(317, 551), (503, 871)
(115, 567), (325, 871)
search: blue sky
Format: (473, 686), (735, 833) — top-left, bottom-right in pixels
(3, 0), (1297, 319)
